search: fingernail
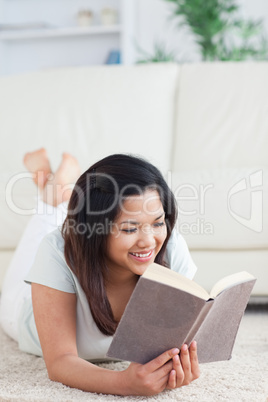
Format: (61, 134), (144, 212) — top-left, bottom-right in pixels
(182, 344), (188, 352)
(172, 348), (179, 355)
(191, 340), (197, 349)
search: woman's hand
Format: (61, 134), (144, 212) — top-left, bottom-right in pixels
(166, 341), (200, 390)
(121, 343), (200, 396)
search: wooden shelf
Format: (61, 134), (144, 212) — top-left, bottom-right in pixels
(0, 24), (122, 41)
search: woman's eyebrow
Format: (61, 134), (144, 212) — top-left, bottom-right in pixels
(155, 212), (165, 220)
(120, 220), (140, 225)
(120, 212), (165, 225)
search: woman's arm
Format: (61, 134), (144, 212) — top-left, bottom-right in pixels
(32, 283), (199, 395)
(32, 283), (125, 394)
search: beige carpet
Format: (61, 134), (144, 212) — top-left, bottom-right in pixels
(0, 310), (267, 402)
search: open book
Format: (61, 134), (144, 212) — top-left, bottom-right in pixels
(107, 263), (256, 364)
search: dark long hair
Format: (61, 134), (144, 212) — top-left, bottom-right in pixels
(62, 154), (177, 336)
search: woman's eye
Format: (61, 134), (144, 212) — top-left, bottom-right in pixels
(153, 222), (165, 228)
(121, 228), (137, 233)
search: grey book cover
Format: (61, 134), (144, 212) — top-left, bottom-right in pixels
(107, 275), (256, 364)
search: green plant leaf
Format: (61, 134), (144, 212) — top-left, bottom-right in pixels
(163, 0), (268, 61)
(136, 42), (176, 63)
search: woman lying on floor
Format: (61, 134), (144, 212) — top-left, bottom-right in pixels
(0, 148), (200, 396)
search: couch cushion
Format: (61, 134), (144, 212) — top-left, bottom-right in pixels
(192, 249), (268, 295)
(172, 62), (268, 170)
(0, 63), (179, 249)
(170, 167), (268, 250)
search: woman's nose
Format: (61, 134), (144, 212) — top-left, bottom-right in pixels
(136, 225), (155, 248)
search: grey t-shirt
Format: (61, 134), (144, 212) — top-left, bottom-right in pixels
(18, 228), (197, 360)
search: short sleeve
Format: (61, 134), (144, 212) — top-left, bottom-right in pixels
(165, 229), (197, 279)
(25, 232), (76, 294)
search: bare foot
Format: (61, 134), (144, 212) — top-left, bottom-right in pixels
(23, 148), (52, 189)
(43, 153), (81, 206)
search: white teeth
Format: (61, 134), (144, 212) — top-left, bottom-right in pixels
(131, 251), (151, 258)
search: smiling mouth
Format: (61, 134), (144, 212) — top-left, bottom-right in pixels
(130, 251), (151, 258)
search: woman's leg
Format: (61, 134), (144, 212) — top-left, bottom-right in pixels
(0, 149), (80, 341)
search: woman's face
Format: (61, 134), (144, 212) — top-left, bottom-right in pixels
(105, 190), (167, 278)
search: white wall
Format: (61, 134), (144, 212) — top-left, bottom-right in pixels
(0, 0), (119, 26)
(0, 0), (122, 75)
(0, 0), (267, 74)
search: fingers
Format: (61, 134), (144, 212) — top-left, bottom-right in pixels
(145, 348), (179, 373)
(180, 342), (200, 385)
(172, 353), (185, 384)
(180, 344), (192, 385)
(125, 352), (176, 396)
(139, 343), (200, 393)
(189, 341), (200, 380)
(167, 342), (200, 389)
(166, 369), (177, 389)
(165, 354), (184, 389)
(124, 345), (199, 396)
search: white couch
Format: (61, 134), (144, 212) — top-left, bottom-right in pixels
(0, 62), (267, 296)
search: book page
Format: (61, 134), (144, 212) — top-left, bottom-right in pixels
(210, 271), (255, 298)
(143, 263), (210, 300)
